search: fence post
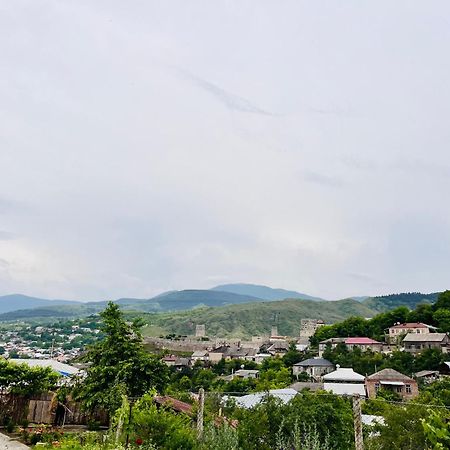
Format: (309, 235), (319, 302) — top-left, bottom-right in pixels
(353, 394), (364, 450)
(197, 388), (204, 440)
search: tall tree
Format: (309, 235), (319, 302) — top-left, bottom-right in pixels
(74, 302), (169, 413)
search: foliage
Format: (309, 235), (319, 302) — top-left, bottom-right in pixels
(0, 357), (59, 395)
(73, 302), (169, 414)
(230, 391), (353, 450)
(422, 410), (450, 450)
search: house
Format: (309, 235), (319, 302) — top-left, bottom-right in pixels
(319, 337), (383, 357)
(366, 368), (418, 400)
(162, 355), (177, 367)
(323, 366), (366, 396)
(402, 333), (450, 353)
(267, 341), (290, 356)
(415, 370), (439, 383)
(233, 369), (259, 379)
(387, 322), (435, 343)
(191, 350), (209, 363)
(225, 388), (297, 409)
(222, 369), (260, 381)
(292, 358), (334, 380)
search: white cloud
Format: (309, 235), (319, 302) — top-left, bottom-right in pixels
(1, 1), (450, 299)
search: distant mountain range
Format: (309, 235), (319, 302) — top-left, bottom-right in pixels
(0, 284), (442, 322)
(211, 283), (324, 301)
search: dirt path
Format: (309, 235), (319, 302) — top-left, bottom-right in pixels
(0, 432), (30, 449)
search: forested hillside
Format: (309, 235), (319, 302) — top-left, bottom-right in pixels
(141, 298), (377, 338)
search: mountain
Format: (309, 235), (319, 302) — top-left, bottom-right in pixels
(362, 292), (439, 312)
(211, 283), (323, 301)
(142, 298), (377, 338)
(0, 294), (81, 314)
(0, 289), (265, 321)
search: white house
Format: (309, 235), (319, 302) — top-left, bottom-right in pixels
(323, 366), (366, 396)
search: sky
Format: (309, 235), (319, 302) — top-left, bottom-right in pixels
(1, 1), (450, 301)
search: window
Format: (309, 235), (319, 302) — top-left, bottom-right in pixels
(406, 384), (412, 394)
(396, 386), (403, 393)
(375, 383), (380, 391)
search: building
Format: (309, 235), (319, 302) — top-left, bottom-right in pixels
(319, 337), (383, 357)
(292, 357), (334, 380)
(323, 366), (366, 396)
(225, 388), (297, 409)
(387, 322), (435, 343)
(195, 324), (206, 338)
(402, 333), (450, 353)
(267, 341), (290, 356)
(222, 369), (260, 382)
(366, 368), (418, 400)
(299, 319), (325, 338)
(8, 358), (80, 377)
(191, 350), (209, 362)
(415, 370), (439, 383)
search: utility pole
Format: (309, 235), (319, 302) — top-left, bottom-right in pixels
(352, 394), (364, 450)
(197, 388), (204, 441)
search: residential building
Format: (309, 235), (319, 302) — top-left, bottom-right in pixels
(8, 359), (80, 377)
(387, 322), (435, 343)
(225, 388), (297, 409)
(267, 341), (290, 356)
(292, 357), (334, 380)
(323, 366), (366, 396)
(402, 333), (450, 353)
(319, 337), (383, 357)
(366, 368), (418, 400)
(191, 350), (209, 362)
(415, 370), (439, 383)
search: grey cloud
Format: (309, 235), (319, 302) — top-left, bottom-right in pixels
(0, 231), (16, 241)
(302, 170), (345, 188)
(173, 67), (276, 116)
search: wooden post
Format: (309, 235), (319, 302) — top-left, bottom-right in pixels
(353, 394), (364, 450)
(197, 388), (205, 440)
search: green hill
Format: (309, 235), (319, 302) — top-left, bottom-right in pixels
(141, 298), (377, 338)
(210, 283), (323, 301)
(362, 292), (439, 312)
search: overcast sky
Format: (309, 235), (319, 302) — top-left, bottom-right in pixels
(1, 1), (450, 301)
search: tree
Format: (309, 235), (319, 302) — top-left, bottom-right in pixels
(74, 302), (169, 413)
(433, 290), (450, 311)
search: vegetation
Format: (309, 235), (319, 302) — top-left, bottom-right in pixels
(73, 302), (169, 413)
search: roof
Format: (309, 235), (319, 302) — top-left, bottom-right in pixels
(226, 389), (297, 409)
(320, 337), (346, 344)
(191, 350), (208, 357)
(362, 414), (385, 426)
(415, 370), (439, 377)
(402, 333), (448, 343)
(234, 369), (259, 376)
(294, 358), (333, 367)
(8, 359), (80, 376)
(389, 322), (429, 329)
(290, 382), (324, 392)
(345, 337), (382, 345)
(154, 396), (193, 415)
(323, 367), (365, 382)
(323, 382), (366, 396)
(367, 368), (414, 382)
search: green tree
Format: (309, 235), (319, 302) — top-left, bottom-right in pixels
(433, 290), (450, 311)
(74, 302), (169, 413)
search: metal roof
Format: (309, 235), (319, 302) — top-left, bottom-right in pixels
(294, 358), (333, 367)
(8, 359), (80, 376)
(323, 367), (365, 382)
(226, 389), (298, 409)
(402, 333), (448, 342)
